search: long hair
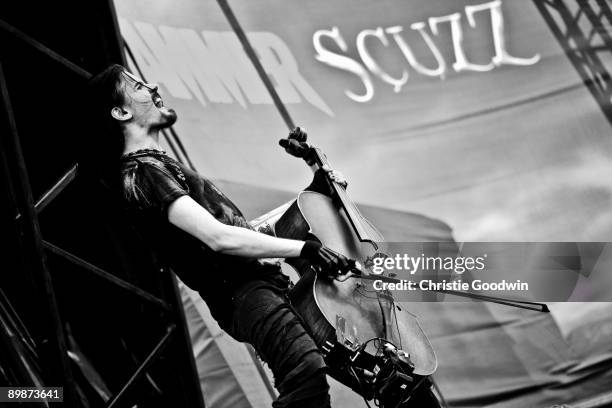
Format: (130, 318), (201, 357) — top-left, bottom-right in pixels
(82, 64), (127, 181)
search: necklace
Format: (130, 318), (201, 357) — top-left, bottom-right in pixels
(121, 148), (167, 158)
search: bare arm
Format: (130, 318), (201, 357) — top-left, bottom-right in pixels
(168, 195), (305, 258)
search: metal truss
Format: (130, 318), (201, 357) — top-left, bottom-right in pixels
(0, 17), (204, 408)
(533, 0), (612, 125)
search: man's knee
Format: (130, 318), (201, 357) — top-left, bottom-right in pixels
(278, 349), (326, 390)
(301, 367), (329, 393)
(274, 365), (330, 408)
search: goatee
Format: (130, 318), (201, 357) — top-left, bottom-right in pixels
(162, 108), (178, 127)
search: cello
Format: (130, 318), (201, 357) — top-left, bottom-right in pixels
(274, 138), (441, 407)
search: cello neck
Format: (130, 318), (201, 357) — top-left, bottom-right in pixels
(311, 148), (375, 243)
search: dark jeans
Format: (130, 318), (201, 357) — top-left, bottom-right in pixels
(228, 284), (331, 408)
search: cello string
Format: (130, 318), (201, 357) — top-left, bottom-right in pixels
(392, 300), (402, 350)
(315, 146), (370, 238)
(375, 292), (389, 344)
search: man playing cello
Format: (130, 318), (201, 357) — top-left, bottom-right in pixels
(88, 64), (356, 408)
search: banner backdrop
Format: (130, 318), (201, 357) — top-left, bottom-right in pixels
(114, 1), (612, 407)
(115, 0), (612, 241)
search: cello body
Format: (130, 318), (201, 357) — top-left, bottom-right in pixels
(275, 190), (438, 403)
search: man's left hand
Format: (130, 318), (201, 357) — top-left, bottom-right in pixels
(321, 164), (348, 189)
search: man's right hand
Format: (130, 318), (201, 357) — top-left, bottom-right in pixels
(300, 240), (357, 279)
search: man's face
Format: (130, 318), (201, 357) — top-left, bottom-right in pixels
(118, 71), (177, 129)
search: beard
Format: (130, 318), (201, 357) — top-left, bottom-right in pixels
(152, 107), (178, 129)
(162, 107), (178, 126)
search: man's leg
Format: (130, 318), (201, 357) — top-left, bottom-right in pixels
(230, 286), (331, 408)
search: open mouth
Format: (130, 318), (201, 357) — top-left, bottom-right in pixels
(152, 94), (164, 108)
